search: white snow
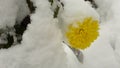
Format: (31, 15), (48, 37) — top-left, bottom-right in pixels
(0, 0), (81, 68)
(81, 24), (120, 68)
(0, 0), (29, 28)
(0, 0), (18, 28)
(16, 0), (30, 24)
(0, 0), (120, 68)
(95, 0), (120, 65)
(60, 0), (99, 26)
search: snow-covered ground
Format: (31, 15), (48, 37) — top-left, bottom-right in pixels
(0, 0), (120, 68)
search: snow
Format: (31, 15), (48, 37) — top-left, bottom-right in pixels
(16, 0), (30, 24)
(0, 0), (29, 28)
(0, 0), (18, 28)
(0, 0), (120, 68)
(81, 24), (120, 68)
(60, 0), (99, 27)
(95, 0), (120, 65)
(0, 0), (81, 68)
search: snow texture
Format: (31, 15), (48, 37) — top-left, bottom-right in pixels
(81, 0), (120, 68)
(16, 0), (30, 24)
(0, 0), (81, 68)
(0, 0), (29, 28)
(0, 0), (120, 68)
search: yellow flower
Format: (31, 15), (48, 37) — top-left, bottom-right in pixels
(65, 17), (99, 50)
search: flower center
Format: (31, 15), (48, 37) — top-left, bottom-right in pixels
(65, 17), (99, 50)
